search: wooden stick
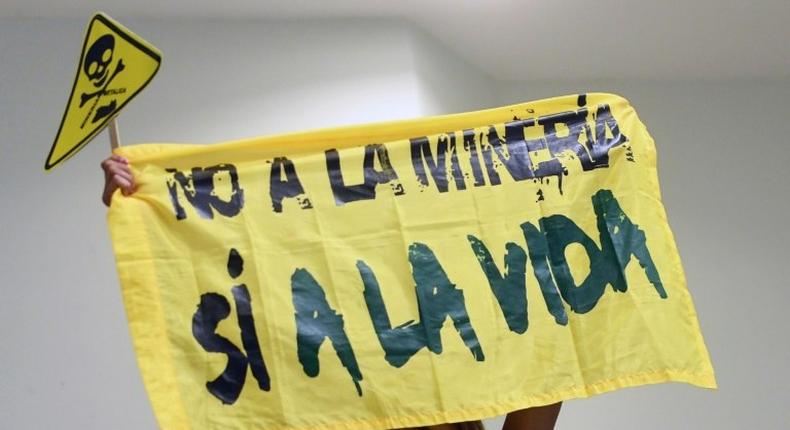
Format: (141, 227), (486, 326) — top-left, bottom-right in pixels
(108, 117), (121, 150)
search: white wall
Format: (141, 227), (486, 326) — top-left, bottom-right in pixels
(107, 18), (426, 142)
(408, 25), (498, 115)
(1, 16), (787, 430)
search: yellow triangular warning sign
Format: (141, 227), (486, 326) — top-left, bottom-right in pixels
(45, 12), (161, 171)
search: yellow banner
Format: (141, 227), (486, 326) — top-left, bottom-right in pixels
(108, 93), (716, 430)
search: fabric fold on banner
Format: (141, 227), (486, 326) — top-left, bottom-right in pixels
(108, 93), (716, 430)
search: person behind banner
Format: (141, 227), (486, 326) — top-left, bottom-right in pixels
(100, 156), (563, 430)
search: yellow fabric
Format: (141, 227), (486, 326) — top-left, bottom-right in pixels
(108, 93), (716, 430)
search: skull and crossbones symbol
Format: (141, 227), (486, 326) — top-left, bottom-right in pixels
(79, 34), (126, 128)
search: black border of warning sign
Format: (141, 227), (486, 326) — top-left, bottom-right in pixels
(45, 12), (162, 171)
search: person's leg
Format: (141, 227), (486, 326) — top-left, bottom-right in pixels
(422, 425), (456, 430)
(501, 402), (562, 430)
(403, 420), (485, 430)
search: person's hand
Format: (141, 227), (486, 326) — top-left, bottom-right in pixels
(101, 154), (135, 207)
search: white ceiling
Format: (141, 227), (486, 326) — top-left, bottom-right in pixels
(3, 0), (789, 81)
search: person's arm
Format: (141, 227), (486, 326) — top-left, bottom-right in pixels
(101, 154), (135, 207)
